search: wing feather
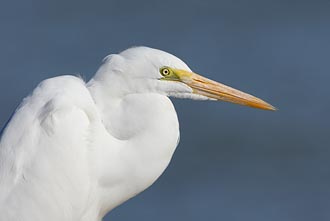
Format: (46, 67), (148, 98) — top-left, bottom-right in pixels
(0, 76), (98, 220)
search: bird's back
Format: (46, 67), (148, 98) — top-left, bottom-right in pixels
(0, 75), (100, 221)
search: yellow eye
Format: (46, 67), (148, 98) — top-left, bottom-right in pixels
(161, 68), (171, 76)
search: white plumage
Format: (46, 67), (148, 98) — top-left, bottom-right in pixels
(0, 47), (274, 221)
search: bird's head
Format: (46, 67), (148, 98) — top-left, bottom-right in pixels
(92, 46), (275, 111)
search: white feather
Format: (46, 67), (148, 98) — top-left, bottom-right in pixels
(0, 47), (195, 221)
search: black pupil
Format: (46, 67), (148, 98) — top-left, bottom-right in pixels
(164, 69), (168, 75)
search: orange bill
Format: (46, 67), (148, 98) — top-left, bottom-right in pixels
(173, 69), (276, 111)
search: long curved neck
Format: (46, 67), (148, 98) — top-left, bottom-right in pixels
(87, 77), (180, 217)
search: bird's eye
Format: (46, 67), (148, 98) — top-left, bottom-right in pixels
(161, 68), (171, 76)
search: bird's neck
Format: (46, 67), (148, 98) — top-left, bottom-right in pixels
(87, 78), (180, 216)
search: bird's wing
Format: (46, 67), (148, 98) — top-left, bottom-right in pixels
(0, 75), (98, 219)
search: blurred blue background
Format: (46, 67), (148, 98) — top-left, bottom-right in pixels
(1, 0), (330, 220)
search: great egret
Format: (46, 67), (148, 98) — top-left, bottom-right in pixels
(0, 47), (275, 221)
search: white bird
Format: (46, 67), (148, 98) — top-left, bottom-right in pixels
(0, 47), (275, 221)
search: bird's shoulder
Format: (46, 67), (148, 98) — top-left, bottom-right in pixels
(1, 75), (98, 144)
(0, 75), (98, 189)
(32, 75), (98, 131)
(0, 75), (100, 217)
(31, 75), (96, 113)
